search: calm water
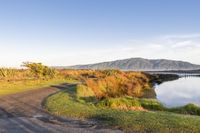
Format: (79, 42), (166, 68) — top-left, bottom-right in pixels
(155, 76), (200, 107)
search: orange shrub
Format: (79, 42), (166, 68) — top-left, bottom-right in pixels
(59, 69), (153, 99)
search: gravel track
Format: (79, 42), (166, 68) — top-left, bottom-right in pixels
(0, 84), (123, 133)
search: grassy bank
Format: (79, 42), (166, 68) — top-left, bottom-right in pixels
(44, 69), (200, 132)
(150, 74), (179, 85)
(44, 85), (200, 132)
(0, 78), (71, 95)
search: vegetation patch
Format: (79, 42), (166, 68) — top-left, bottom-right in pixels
(61, 69), (156, 99)
(44, 86), (200, 132)
(43, 69), (200, 132)
(0, 79), (69, 95)
(2, 65), (200, 132)
(96, 97), (165, 111)
(0, 62), (74, 95)
(169, 104), (200, 115)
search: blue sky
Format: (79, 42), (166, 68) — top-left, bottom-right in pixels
(1, 0), (200, 67)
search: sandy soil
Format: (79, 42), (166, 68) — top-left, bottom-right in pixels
(0, 85), (123, 133)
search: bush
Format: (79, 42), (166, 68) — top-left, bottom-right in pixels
(97, 97), (141, 108)
(97, 97), (163, 111)
(22, 62), (57, 79)
(169, 104), (200, 115)
(83, 70), (153, 99)
(140, 98), (165, 111)
(58, 69), (154, 99)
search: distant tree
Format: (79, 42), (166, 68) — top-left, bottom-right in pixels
(22, 62), (57, 79)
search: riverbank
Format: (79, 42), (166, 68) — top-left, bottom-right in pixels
(44, 84), (200, 132)
(150, 73), (179, 84)
(44, 70), (200, 132)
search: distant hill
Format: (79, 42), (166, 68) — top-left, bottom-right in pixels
(57, 58), (200, 71)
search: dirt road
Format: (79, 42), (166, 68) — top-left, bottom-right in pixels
(0, 84), (123, 133)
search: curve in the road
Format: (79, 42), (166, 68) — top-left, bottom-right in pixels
(0, 84), (123, 133)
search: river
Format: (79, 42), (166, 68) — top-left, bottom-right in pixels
(155, 75), (200, 107)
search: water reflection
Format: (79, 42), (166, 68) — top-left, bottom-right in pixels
(155, 76), (200, 107)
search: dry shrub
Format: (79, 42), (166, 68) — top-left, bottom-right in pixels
(0, 68), (31, 81)
(85, 79), (105, 99)
(59, 69), (153, 99)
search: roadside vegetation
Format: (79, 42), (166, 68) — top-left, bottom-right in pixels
(44, 69), (200, 132)
(0, 62), (71, 95)
(45, 85), (200, 132)
(2, 63), (200, 132)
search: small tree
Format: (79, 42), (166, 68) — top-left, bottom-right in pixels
(22, 62), (57, 79)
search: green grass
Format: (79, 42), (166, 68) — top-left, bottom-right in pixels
(168, 104), (200, 115)
(44, 86), (200, 132)
(97, 97), (165, 111)
(0, 78), (73, 95)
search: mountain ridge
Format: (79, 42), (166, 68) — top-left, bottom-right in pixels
(56, 58), (200, 71)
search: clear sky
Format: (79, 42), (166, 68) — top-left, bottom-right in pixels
(1, 0), (200, 67)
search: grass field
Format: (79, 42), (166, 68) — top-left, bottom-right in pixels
(0, 78), (70, 95)
(44, 85), (200, 133)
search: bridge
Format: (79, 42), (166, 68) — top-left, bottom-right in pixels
(147, 71), (200, 78)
